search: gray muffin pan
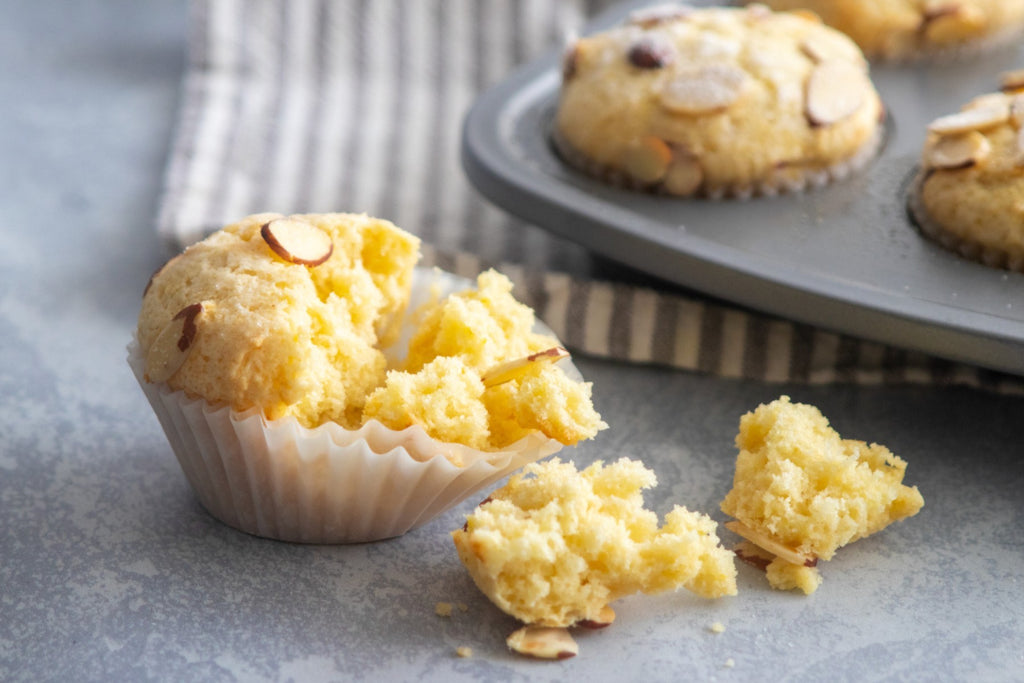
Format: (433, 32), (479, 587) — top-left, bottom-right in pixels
(461, 0), (1024, 375)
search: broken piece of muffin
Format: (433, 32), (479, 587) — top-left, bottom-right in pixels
(721, 396), (924, 594)
(452, 457), (736, 657)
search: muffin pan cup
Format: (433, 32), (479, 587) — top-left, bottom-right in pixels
(461, 0), (1024, 375)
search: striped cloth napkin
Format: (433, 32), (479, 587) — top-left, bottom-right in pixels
(155, 0), (1024, 393)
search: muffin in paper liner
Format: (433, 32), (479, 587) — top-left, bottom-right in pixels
(907, 87), (1024, 272)
(553, 5), (885, 200)
(129, 266), (577, 544)
(740, 0), (1024, 63)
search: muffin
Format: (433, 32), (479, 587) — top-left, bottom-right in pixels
(129, 212), (605, 543)
(909, 78), (1024, 270)
(554, 4), (884, 198)
(743, 0), (1024, 61)
(721, 396), (924, 594)
(452, 458), (737, 632)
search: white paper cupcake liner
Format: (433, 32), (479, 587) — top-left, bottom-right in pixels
(551, 124), (884, 200)
(128, 268), (571, 543)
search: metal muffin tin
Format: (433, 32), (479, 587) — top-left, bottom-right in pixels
(461, 0), (1024, 375)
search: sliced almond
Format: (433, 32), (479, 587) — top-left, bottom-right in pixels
(144, 302), (206, 384)
(790, 9), (822, 24)
(577, 606), (616, 629)
(1015, 127), (1024, 167)
(481, 347), (569, 388)
(733, 540), (773, 572)
(964, 92), (1011, 113)
(804, 60), (869, 127)
(627, 35), (676, 69)
(662, 151), (704, 195)
(660, 64), (747, 115)
(562, 38), (580, 82)
(260, 218), (334, 266)
(744, 3), (772, 22)
(627, 3), (693, 28)
(1001, 69), (1024, 94)
(921, 3), (985, 44)
(724, 520), (817, 568)
(622, 137), (673, 183)
(924, 130), (990, 170)
(506, 626), (578, 660)
(927, 104), (1010, 135)
(1010, 94), (1024, 128)
(799, 36), (831, 63)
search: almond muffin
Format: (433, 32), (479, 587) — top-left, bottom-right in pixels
(554, 4), (884, 198)
(910, 79), (1024, 270)
(130, 213), (605, 542)
(745, 0), (1024, 61)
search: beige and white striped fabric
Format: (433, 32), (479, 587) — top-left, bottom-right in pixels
(156, 0), (1024, 393)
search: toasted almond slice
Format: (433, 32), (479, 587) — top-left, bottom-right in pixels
(481, 347), (570, 388)
(804, 59), (869, 126)
(1001, 69), (1024, 93)
(145, 302), (206, 384)
(627, 3), (693, 28)
(1010, 94), (1024, 128)
(561, 36), (579, 82)
(662, 151), (704, 195)
(577, 606), (616, 630)
(260, 218), (334, 266)
(622, 137), (673, 183)
(799, 36), (831, 63)
(724, 520), (816, 567)
(964, 92), (1011, 113)
(744, 3), (772, 22)
(1015, 127), (1024, 166)
(921, 3), (985, 44)
(733, 540), (774, 572)
(506, 626), (578, 660)
(927, 104), (1010, 135)
(660, 64), (747, 115)
(924, 130), (990, 170)
(627, 35), (676, 69)
(790, 9), (822, 23)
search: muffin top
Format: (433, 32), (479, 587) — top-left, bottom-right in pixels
(744, 0), (1024, 60)
(555, 4), (883, 197)
(914, 81), (1024, 269)
(138, 212), (420, 428)
(452, 458), (737, 628)
(138, 213), (605, 451)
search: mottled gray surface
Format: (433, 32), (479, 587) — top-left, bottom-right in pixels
(2, 2), (1023, 681)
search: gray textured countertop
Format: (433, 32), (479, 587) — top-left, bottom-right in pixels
(2, 2), (1023, 681)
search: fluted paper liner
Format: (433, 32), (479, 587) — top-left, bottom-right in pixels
(128, 268), (570, 543)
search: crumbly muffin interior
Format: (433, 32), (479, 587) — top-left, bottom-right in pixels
(452, 458), (737, 627)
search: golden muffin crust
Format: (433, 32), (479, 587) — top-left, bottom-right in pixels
(911, 84), (1024, 271)
(746, 0), (1024, 60)
(138, 212), (420, 428)
(721, 396), (924, 593)
(555, 4), (883, 198)
(452, 458), (737, 628)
